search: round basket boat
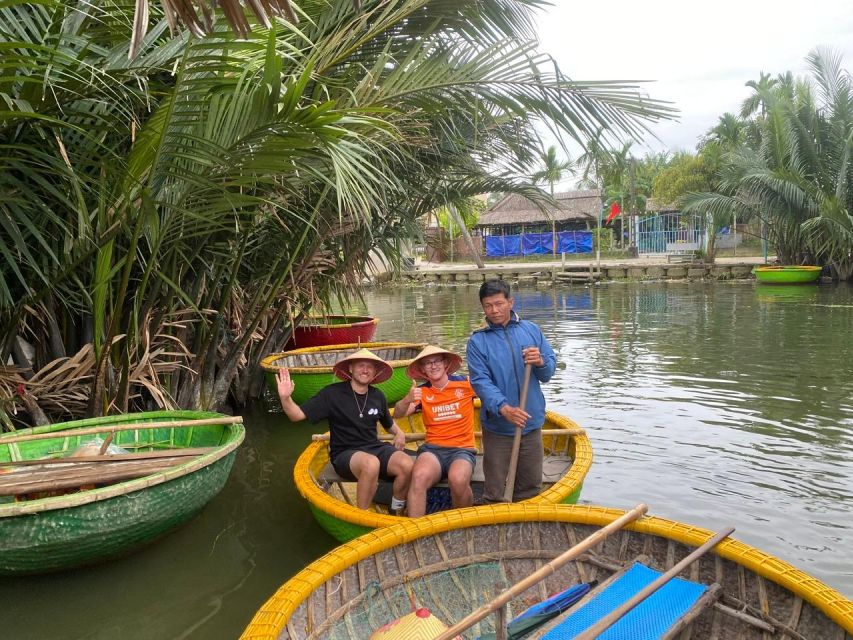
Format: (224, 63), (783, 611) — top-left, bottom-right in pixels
(0, 410), (244, 574)
(752, 265), (822, 284)
(294, 405), (593, 542)
(260, 342), (426, 406)
(287, 315), (379, 349)
(241, 503), (853, 640)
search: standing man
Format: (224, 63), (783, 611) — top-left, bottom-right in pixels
(466, 279), (557, 502)
(276, 348), (413, 513)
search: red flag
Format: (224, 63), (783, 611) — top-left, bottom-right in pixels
(605, 201), (621, 224)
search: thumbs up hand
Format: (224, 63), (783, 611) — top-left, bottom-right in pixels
(408, 381), (422, 405)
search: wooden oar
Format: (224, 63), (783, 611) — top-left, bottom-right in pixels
(432, 504), (649, 640)
(310, 427), (584, 442)
(572, 526), (736, 640)
(503, 363), (532, 502)
(0, 416), (243, 445)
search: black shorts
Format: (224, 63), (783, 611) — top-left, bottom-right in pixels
(332, 442), (398, 481)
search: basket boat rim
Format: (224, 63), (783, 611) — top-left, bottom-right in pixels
(294, 315), (379, 330)
(260, 342), (427, 374)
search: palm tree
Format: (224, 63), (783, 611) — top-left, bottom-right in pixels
(532, 146), (573, 196)
(740, 71), (778, 119)
(684, 48), (853, 279)
(532, 145), (573, 256)
(0, 0), (677, 424)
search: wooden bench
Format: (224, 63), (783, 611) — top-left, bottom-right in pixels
(665, 241), (700, 264)
(666, 250), (698, 263)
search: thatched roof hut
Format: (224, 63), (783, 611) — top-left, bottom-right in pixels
(476, 190), (601, 233)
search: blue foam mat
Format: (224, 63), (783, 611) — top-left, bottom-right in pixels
(541, 563), (707, 640)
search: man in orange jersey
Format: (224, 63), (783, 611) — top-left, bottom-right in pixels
(394, 345), (477, 517)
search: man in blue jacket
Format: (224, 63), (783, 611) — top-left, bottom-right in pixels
(467, 279), (557, 502)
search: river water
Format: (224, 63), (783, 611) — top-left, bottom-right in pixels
(3, 281), (852, 639)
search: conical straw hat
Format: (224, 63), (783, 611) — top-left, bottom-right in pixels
(369, 608), (460, 639)
(406, 345), (463, 381)
(332, 348), (393, 384)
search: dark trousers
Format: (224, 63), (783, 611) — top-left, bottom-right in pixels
(482, 428), (543, 502)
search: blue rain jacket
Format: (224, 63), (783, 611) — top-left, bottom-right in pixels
(466, 311), (556, 436)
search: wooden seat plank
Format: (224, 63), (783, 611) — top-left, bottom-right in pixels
(316, 454), (573, 487)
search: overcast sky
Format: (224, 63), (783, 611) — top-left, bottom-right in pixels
(535, 0), (853, 157)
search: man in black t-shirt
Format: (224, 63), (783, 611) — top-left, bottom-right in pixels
(276, 348), (413, 512)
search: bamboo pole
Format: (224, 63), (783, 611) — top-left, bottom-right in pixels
(503, 363), (532, 502)
(310, 428), (584, 442)
(572, 526), (735, 640)
(0, 447), (217, 467)
(432, 504), (649, 640)
(0, 457), (198, 495)
(0, 416), (243, 445)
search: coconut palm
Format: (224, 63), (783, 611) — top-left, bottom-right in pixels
(0, 0), (677, 424)
(684, 48), (853, 279)
(530, 144), (573, 255)
(532, 146), (573, 196)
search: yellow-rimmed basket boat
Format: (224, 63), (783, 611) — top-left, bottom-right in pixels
(260, 342), (426, 406)
(294, 405), (593, 542)
(752, 265), (822, 284)
(242, 503), (853, 640)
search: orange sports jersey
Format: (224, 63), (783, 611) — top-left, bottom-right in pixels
(418, 377), (477, 448)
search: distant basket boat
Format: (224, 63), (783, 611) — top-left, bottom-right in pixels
(752, 265), (822, 284)
(287, 314), (379, 349)
(0, 410), (244, 574)
(260, 342), (425, 406)
(241, 504), (853, 640)
(295, 405), (592, 541)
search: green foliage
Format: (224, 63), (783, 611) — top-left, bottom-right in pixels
(434, 199), (486, 238)
(652, 154), (715, 207)
(591, 227), (614, 251)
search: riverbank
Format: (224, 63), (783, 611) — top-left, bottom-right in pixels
(396, 255), (769, 285)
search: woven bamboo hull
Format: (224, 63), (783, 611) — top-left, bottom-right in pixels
(0, 411), (244, 574)
(242, 504), (853, 640)
(261, 342), (426, 405)
(286, 315), (379, 349)
(294, 406), (593, 542)
(753, 266), (822, 283)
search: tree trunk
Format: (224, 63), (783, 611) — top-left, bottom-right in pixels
(448, 204), (484, 268)
(19, 392), (50, 426)
(10, 337), (34, 380)
(44, 297), (66, 360)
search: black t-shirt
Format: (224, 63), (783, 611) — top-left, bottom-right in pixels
(301, 381), (394, 459)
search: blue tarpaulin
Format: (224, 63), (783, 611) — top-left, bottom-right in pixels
(485, 232), (592, 257)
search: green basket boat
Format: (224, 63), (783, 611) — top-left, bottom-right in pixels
(260, 342), (426, 406)
(752, 265), (822, 284)
(0, 410), (244, 574)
